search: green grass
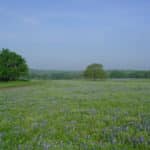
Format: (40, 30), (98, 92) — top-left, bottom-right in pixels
(0, 80), (150, 149)
(0, 80), (41, 89)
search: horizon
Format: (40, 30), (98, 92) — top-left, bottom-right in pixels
(0, 0), (150, 70)
(30, 68), (150, 72)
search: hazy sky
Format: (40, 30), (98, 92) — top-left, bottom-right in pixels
(0, 0), (150, 70)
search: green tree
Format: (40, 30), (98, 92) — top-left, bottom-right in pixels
(84, 63), (107, 80)
(0, 48), (29, 81)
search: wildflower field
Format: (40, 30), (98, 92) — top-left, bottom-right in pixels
(0, 80), (150, 150)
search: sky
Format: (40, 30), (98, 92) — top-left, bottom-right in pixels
(0, 0), (150, 70)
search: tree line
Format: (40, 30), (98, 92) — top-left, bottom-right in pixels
(29, 69), (82, 80)
(108, 70), (150, 79)
(29, 70), (150, 80)
(0, 49), (150, 81)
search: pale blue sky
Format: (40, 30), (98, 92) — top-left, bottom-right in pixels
(0, 0), (150, 70)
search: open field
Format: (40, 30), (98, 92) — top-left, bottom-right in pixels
(0, 81), (39, 89)
(0, 80), (150, 150)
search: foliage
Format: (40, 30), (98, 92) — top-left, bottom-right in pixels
(0, 80), (149, 149)
(84, 63), (107, 80)
(29, 69), (150, 80)
(108, 70), (150, 79)
(29, 69), (82, 80)
(0, 48), (29, 81)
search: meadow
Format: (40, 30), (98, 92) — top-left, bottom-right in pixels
(0, 80), (150, 150)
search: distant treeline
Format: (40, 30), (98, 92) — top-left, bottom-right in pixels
(108, 70), (150, 79)
(29, 69), (83, 80)
(29, 69), (150, 80)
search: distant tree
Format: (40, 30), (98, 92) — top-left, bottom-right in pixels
(0, 48), (29, 81)
(84, 63), (107, 80)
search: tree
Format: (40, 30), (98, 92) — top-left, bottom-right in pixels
(0, 48), (29, 81)
(84, 63), (107, 80)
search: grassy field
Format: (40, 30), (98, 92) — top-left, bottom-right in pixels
(0, 80), (150, 150)
(0, 80), (39, 89)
